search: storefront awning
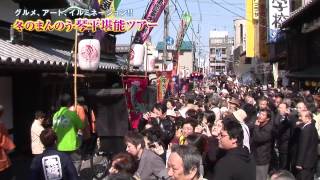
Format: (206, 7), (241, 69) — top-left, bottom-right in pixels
(282, 0), (320, 28)
(287, 67), (320, 79)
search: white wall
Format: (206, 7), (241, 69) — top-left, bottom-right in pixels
(0, 77), (13, 129)
(178, 51), (193, 77)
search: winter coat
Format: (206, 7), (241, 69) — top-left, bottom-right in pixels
(252, 120), (273, 165)
(213, 147), (255, 180)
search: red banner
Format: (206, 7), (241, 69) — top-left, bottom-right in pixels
(122, 76), (148, 129)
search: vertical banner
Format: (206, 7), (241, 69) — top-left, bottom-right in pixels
(253, 0), (259, 20)
(246, 0), (255, 57)
(122, 77), (148, 129)
(172, 12), (191, 76)
(98, 0), (122, 18)
(133, 0), (169, 44)
(259, 0), (268, 60)
(156, 72), (171, 102)
(268, 0), (290, 42)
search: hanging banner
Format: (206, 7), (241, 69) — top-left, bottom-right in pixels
(156, 71), (171, 102)
(268, 0), (289, 42)
(133, 0), (169, 44)
(172, 12), (192, 76)
(98, 0), (122, 18)
(122, 76), (148, 129)
(246, 0), (255, 57)
(175, 12), (192, 51)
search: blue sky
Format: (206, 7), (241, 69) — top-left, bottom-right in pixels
(116, 0), (245, 56)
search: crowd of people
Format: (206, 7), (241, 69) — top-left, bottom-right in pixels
(1, 75), (320, 180)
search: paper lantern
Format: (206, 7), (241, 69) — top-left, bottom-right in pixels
(78, 39), (100, 71)
(312, 81), (317, 87)
(146, 55), (155, 71)
(129, 44), (145, 66)
(305, 81), (310, 87)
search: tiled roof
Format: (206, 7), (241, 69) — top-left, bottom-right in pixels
(0, 38), (120, 70)
(281, 0), (320, 28)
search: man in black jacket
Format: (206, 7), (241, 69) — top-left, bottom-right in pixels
(295, 110), (318, 180)
(30, 128), (79, 180)
(213, 120), (255, 180)
(252, 109), (274, 180)
(273, 102), (292, 170)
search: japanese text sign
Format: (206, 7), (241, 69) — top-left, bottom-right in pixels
(268, 0), (290, 42)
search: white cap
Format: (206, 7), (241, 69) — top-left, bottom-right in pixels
(221, 89), (229, 94)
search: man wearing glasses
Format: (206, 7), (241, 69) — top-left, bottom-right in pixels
(213, 120), (255, 180)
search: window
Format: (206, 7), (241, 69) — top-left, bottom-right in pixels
(210, 48), (215, 54)
(222, 48), (226, 54)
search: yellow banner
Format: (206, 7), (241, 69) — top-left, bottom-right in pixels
(246, 0), (255, 57)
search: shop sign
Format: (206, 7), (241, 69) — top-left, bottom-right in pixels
(253, 0), (259, 20)
(268, 0), (290, 42)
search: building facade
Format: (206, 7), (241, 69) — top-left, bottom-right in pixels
(209, 31), (233, 75)
(276, 0), (320, 90)
(233, 18), (255, 81)
(156, 41), (194, 78)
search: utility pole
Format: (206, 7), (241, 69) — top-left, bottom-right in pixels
(163, 2), (169, 71)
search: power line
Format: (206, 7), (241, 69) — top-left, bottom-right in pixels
(171, 0), (205, 53)
(179, 0), (199, 42)
(197, 0), (202, 22)
(219, 0), (245, 12)
(208, 0), (271, 30)
(208, 0), (245, 19)
(168, 1), (193, 45)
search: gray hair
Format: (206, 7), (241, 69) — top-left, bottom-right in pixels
(271, 170), (295, 180)
(171, 145), (202, 177)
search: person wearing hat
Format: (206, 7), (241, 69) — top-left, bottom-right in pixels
(220, 89), (229, 99)
(228, 97), (241, 113)
(232, 109), (250, 152)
